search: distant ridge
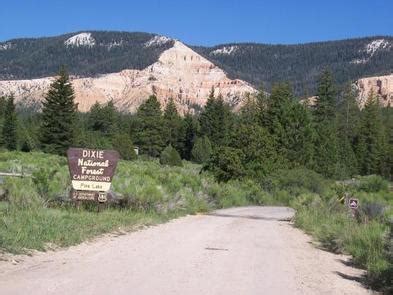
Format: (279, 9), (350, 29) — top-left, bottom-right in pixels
(0, 31), (392, 94)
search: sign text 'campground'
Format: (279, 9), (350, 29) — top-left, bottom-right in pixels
(67, 148), (119, 192)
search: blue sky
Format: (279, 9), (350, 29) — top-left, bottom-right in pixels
(0, 0), (392, 45)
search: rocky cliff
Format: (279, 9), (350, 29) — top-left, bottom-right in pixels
(355, 74), (393, 108)
(0, 38), (256, 114)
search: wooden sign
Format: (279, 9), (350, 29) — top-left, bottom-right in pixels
(67, 148), (119, 192)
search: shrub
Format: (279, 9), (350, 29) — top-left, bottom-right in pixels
(159, 145), (183, 167)
(262, 168), (328, 197)
(355, 175), (389, 193)
(205, 147), (245, 182)
(112, 133), (137, 161)
(191, 136), (212, 164)
(5, 177), (43, 209)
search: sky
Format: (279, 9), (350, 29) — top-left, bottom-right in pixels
(0, 0), (392, 46)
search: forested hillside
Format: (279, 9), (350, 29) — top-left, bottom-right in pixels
(194, 36), (393, 94)
(0, 31), (173, 79)
(0, 32), (392, 96)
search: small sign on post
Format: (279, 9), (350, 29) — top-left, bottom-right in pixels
(67, 148), (119, 204)
(348, 198), (359, 209)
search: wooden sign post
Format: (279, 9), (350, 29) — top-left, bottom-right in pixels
(67, 148), (119, 208)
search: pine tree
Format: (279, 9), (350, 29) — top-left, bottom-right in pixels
(260, 83), (315, 168)
(163, 98), (184, 153)
(134, 95), (165, 157)
(88, 100), (117, 135)
(205, 146), (245, 182)
(381, 108), (393, 179)
(336, 84), (360, 177)
(111, 133), (136, 160)
(199, 90), (232, 147)
(40, 67), (76, 155)
(356, 91), (387, 175)
(313, 70), (339, 178)
(191, 136), (212, 164)
(159, 145), (183, 167)
(2, 95), (18, 150)
(314, 70), (337, 122)
(182, 112), (200, 160)
(230, 123), (282, 178)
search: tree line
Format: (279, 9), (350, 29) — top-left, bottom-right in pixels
(0, 68), (392, 181)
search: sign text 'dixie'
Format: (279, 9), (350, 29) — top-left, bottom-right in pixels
(67, 148), (119, 192)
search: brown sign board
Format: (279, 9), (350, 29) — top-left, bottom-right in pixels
(67, 148), (119, 192)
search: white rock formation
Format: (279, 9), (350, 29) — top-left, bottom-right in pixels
(366, 39), (390, 56)
(355, 74), (393, 108)
(210, 46), (238, 56)
(64, 33), (96, 47)
(0, 41), (256, 114)
(301, 74), (393, 108)
(350, 39), (391, 64)
(144, 35), (172, 48)
(0, 42), (12, 51)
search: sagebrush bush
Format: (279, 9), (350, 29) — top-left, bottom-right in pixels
(355, 175), (389, 193)
(262, 168), (329, 198)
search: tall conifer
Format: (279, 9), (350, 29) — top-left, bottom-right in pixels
(2, 95), (18, 150)
(313, 70), (339, 178)
(40, 67), (76, 155)
(134, 95), (165, 157)
(356, 91), (386, 175)
(163, 98), (184, 153)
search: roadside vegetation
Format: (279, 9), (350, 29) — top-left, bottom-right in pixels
(0, 151), (271, 254)
(0, 68), (391, 291)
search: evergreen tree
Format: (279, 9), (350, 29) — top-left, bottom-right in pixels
(313, 70), (339, 178)
(2, 95), (18, 150)
(182, 112), (200, 160)
(134, 95), (165, 157)
(159, 145), (183, 167)
(205, 146), (245, 182)
(260, 83), (315, 168)
(336, 84), (360, 177)
(314, 70), (337, 122)
(112, 133), (137, 160)
(163, 98), (184, 153)
(381, 108), (393, 180)
(88, 100), (117, 135)
(0, 96), (6, 121)
(356, 91), (387, 175)
(199, 90), (232, 147)
(283, 103), (315, 168)
(191, 136), (212, 164)
(40, 67), (76, 155)
(230, 123), (282, 178)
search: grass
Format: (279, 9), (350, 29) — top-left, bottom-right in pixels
(0, 205), (174, 253)
(293, 178), (393, 291)
(0, 151), (271, 254)
(1, 151), (392, 291)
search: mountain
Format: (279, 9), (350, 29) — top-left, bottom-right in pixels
(0, 31), (174, 80)
(194, 37), (393, 95)
(0, 34), (255, 113)
(1, 31), (392, 92)
(0, 31), (392, 112)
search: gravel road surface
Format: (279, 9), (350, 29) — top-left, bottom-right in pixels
(0, 207), (372, 295)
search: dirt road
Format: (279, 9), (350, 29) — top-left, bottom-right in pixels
(0, 207), (372, 295)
